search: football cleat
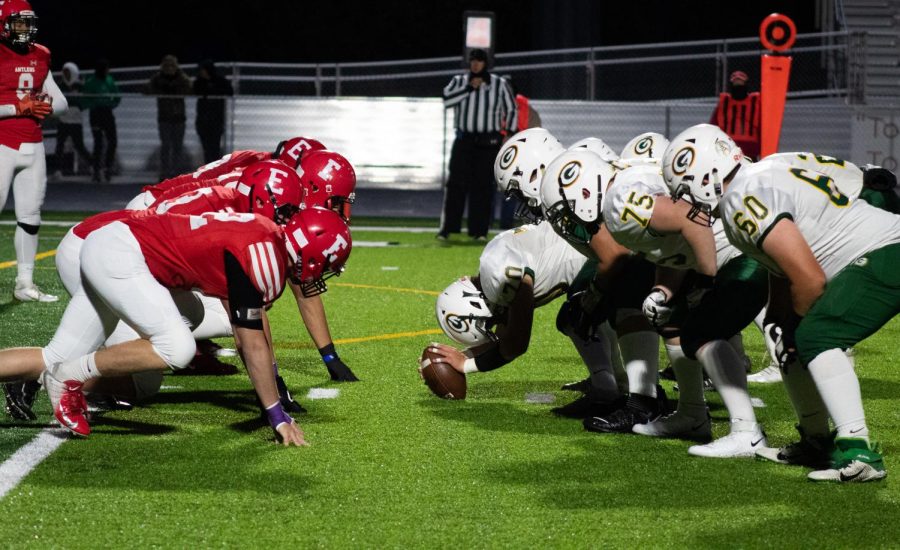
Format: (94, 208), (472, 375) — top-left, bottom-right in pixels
(3, 380), (39, 421)
(276, 375), (307, 414)
(633, 409), (712, 442)
(688, 422), (767, 458)
(756, 425), (833, 469)
(560, 378), (592, 393)
(44, 372), (90, 437)
(583, 398), (660, 434)
(747, 364), (782, 384)
(551, 395), (623, 419)
(13, 282), (58, 302)
(808, 438), (886, 483)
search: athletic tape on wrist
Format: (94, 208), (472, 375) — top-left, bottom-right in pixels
(265, 402), (293, 430)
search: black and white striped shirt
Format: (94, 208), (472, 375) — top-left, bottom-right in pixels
(443, 73), (517, 134)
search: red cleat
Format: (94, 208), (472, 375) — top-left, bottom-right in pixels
(45, 373), (90, 437)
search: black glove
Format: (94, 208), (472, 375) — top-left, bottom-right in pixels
(275, 375), (307, 414)
(686, 274), (715, 309)
(326, 358), (360, 382)
(556, 288), (610, 341)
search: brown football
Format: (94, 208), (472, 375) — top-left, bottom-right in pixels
(419, 347), (467, 400)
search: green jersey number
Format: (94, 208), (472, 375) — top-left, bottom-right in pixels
(789, 168), (850, 207)
(621, 192), (654, 228)
(731, 195), (770, 237)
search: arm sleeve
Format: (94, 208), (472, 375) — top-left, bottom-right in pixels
(442, 75), (470, 107)
(42, 71), (68, 116)
(225, 250), (265, 330)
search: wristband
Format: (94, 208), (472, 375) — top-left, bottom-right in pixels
(463, 357), (478, 374)
(265, 402), (293, 430)
(474, 346), (510, 372)
(318, 343), (338, 364)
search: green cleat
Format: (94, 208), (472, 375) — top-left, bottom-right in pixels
(808, 438), (886, 483)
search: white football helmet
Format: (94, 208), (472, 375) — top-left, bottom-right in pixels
(661, 124), (743, 220)
(619, 132), (670, 165)
(435, 277), (497, 347)
(540, 149), (617, 246)
(569, 137), (620, 163)
(494, 128), (565, 222)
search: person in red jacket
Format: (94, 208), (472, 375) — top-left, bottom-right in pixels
(710, 70), (760, 161)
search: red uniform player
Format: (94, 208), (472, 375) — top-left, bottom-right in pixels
(0, 0), (68, 302)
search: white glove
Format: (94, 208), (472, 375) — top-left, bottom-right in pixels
(642, 288), (673, 328)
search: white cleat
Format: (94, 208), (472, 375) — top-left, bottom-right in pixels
(14, 283), (58, 303)
(633, 410), (712, 442)
(808, 460), (886, 483)
(747, 364), (782, 384)
(688, 422), (768, 458)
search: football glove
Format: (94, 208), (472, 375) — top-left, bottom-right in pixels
(863, 164), (897, 191)
(15, 95), (52, 120)
(325, 358), (359, 382)
(642, 288), (673, 328)
(763, 322), (797, 368)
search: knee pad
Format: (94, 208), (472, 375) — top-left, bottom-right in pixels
(131, 370), (164, 401)
(16, 221), (39, 235)
(149, 328), (197, 370)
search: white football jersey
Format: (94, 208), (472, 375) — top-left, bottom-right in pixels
(603, 165), (739, 270)
(765, 152), (864, 199)
(479, 221), (588, 308)
(721, 159), (900, 279)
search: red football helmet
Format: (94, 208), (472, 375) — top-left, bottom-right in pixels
(0, 0), (37, 46)
(283, 207), (352, 297)
(273, 136), (327, 168)
(297, 150), (357, 221)
(237, 160), (303, 225)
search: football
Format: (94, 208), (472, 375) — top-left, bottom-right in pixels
(419, 347), (467, 400)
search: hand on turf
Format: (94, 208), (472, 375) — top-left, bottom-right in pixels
(276, 420), (309, 447)
(326, 358), (360, 382)
(427, 343), (468, 374)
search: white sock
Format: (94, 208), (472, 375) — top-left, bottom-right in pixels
(569, 334), (619, 403)
(599, 321), (628, 394)
(618, 330), (659, 398)
(14, 226), (38, 286)
(780, 359), (830, 438)
(753, 306), (766, 332)
(665, 342), (706, 417)
(696, 339), (757, 429)
(51, 352), (100, 384)
(808, 348), (869, 442)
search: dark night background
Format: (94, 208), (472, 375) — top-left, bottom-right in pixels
(30, 1), (820, 69)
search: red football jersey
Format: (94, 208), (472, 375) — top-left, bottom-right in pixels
(72, 209), (152, 239)
(144, 150), (271, 196)
(0, 42), (50, 148)
(123, 212), (288, 304)
(152, 184), (251, 215)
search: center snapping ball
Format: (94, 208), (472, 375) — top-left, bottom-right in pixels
(419, 347), (467, 400)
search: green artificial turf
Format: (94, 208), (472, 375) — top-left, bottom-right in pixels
(0, 217), (898, 547)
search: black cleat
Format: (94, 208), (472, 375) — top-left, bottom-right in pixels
(4, 381), (38, 421)
(560, 378), (592, 393)
(583, 405), (657, 434)
(276, 375), (307, 414)
(551, 395), (623, 419)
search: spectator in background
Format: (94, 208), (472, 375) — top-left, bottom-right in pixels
(710, 70), (761, 161)
(438, 48), (516, 241)
(82, 59), (120, 183)
(147, 54), (191, 179)
(52, 62), (92, 180)
(498, 75), (541, 229)
(193, 59), (233, 164)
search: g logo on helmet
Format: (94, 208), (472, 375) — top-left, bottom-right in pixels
(714, 138), (731, 156)
(498, 145), (518, 171)
(672, 147), (695, 176)
(558, 160), (582, 188)
(634, 137), (653, 156)
(445, 313), (469, 334)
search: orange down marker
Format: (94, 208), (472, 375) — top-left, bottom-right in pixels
(759, 13), (796, 158)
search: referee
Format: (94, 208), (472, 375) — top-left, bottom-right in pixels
(438, 49), (516, 241)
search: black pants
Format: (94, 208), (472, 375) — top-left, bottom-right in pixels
(197, 123), (224, 164)
(159, 120), (186, 179)
(89, 107), (117, 175)
(55, 122), (92, 172)
(440, 132), (501, 238)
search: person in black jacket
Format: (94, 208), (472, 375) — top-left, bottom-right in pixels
(193, 59), (233, 164)
(147, 54), (192, 179)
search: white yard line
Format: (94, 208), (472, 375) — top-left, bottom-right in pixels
(0, 428), (67, 499)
